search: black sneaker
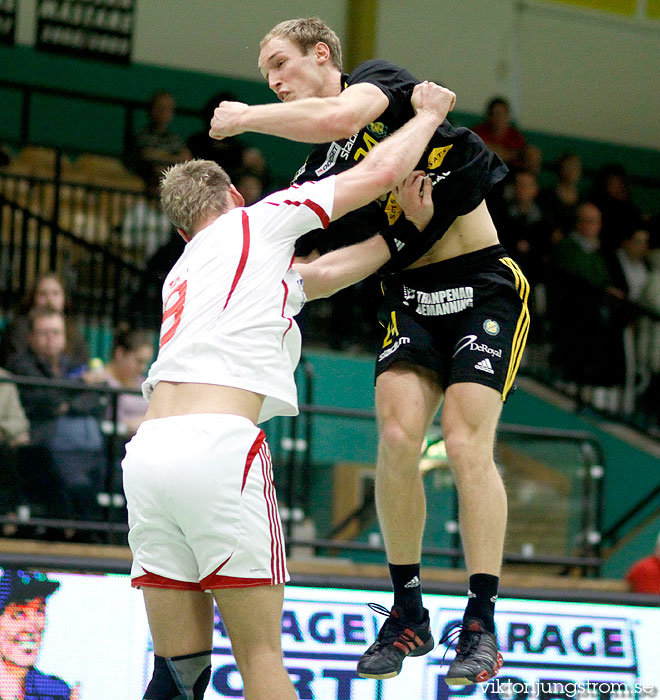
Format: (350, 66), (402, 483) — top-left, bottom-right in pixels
(357, 603), (434, 679)
(443, 618), (503, 686)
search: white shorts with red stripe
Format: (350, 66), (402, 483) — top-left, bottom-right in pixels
(122, 413), (288, 591)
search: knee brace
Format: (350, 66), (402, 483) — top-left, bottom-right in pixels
(143, 650), (211, 700)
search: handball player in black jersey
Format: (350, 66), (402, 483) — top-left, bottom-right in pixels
(210, 17), (529, 686)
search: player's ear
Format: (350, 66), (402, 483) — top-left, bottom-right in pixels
(227, 184), (245, 208)
(314, 41), (331, 64)
(177, 227), (191, 243)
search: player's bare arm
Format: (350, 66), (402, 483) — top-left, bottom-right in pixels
(209, 83), (387, 143)
(332, 82), (455, 222)
(296, 168), (438, 299)
(294, 235), (390, 300)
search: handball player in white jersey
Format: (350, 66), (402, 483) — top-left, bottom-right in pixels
(122, 80), (455, 700)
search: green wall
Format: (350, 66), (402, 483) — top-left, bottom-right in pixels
(278, 350), (660, 577)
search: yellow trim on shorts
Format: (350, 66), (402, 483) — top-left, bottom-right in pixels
(498, 257), (530, 401)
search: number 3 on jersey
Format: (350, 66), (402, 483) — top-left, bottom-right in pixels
(159, 279), (187, 348)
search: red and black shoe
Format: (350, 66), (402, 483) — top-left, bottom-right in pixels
(443, 617), (503, 686)
(357, 603), (434, 680)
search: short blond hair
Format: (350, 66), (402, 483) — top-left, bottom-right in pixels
(160, 160), (232, 235)
(261, 17), (343, 71)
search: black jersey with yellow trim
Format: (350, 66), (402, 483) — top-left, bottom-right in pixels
(292, 59), (507, 259)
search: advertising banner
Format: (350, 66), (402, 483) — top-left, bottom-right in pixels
(35, 0), (135, 63)
(1, 567), (658, 699)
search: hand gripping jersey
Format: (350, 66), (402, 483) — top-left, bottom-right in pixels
(292, 59), (507, 264)
(143, 177), (335, 423)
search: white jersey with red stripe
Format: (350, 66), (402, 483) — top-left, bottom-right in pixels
(143, 176), (336, 423)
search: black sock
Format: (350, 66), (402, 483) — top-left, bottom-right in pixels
(389, 563), (424, 623)
(464, 573), (499, 633)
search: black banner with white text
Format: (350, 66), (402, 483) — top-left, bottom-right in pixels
(35, 0), (135, 63)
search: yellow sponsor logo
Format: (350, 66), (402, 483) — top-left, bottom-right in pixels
(382, 311), (399, 347)
(384, 193), (403, 226)
(427, 144), (453, 170)
(367, 121), (388, 138)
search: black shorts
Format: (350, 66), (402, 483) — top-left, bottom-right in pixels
(375, 245), (530, 400)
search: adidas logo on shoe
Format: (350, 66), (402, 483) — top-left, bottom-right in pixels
(474, 358), (494, 374)
(404, 576), (421, 588)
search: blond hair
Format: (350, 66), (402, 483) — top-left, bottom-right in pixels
(261, 17), (343, 71)
(160, 160), (232, 235)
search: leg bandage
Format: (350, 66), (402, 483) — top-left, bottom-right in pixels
(143, 650), (212, 700)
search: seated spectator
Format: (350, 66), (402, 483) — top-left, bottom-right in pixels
(548, 202), (626, 395)
(0, 273), (89, 370)
(590, 163), (641, 255)
(0, 368), (30, 522)
(0, 368), (29, 448)
(519, 143), (543, 178)
(240, 146), (273, 192)
(100, 326), (153, 436)
(7, 308), (107, 521)
(126, 91), (191, 186)
(120, 173), (175, 264)
(494, 170), (551, 289)
(608, 226), (651, 303)
(625, 532), (660, 594)
(538, 152), (584, 239)
(234, 168), (264, 206)
(607, 226), (651, 414)
(472, 96), (526, 167)
(187, 92), (246, 178)
(0, 139), (10, 168)
(125, 228), (184, 329)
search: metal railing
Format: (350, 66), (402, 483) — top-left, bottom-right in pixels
(0, 172), (171, 327)
(0, 373), (606, 574)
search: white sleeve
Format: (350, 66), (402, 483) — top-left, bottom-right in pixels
(245, 177), (336, 247)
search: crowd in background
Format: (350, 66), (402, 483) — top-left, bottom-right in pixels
(0, 90), (659, 541)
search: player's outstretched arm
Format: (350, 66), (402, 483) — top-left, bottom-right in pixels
(209, 83), (388, 144)
(293, 235), (390, 300)
(331, 82), (455, 222)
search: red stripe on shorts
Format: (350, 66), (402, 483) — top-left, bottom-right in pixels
(260, 443), (285, 584)
(242, 430), (266, 493)
(131, 568), (203, 591)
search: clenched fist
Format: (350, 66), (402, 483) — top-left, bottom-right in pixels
(411, 81), (456, 120)
(209, 100), (249, 140)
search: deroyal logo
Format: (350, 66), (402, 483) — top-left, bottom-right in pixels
(453, 335), (502, 358)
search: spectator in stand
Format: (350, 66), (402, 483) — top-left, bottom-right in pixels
(538, 152), (584, 240)
(100, 327), (153, 437)
(494, 170), (551, 290)
(625, 532), (660, 594)
(120, 174), (176, 264)
(590, 163), (641, 255)
(472, 96), (526, 168)
(0, 273), (89, 370)
(548, 202), (626, 395)
(0, 369), (29, 448)
(127, 91), (191, 187)
(233, 168), (264, 206)
(187, 92), (246, 179)
(520, 143), (543, 178)
(0, 140), (10, 167)
(0, 368), (30, 524)
(637, 225), (660, 426)
(608, 226), (651, 304)
(607, 226), (651, 414)
(7, 308), (107, 521)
